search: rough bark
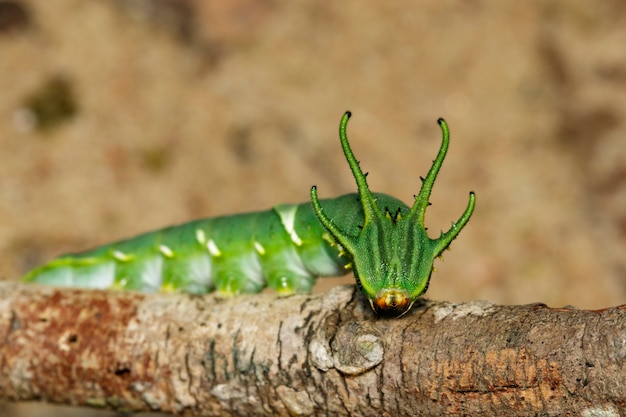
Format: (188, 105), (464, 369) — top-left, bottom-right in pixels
(0, 282), (624, 417)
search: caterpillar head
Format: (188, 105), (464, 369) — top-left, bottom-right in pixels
(311, 111), (475, 317)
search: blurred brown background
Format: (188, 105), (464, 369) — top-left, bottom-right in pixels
(1, 0), (626, 415)
(2, 0), (626, 307)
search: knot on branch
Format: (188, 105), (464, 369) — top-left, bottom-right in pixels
(331, 321), (384, 375)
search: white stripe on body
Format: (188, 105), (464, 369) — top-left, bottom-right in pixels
(137, 256), (163, 292)
(274, 204), (303, 246)
(183, 254), (213, 290)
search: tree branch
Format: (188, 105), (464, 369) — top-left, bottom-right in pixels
(0, 282), (624, 416)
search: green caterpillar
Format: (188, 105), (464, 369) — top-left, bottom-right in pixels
(23, 111), (475, 316)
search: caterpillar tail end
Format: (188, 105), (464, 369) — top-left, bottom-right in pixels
(22, 257), (115, 289)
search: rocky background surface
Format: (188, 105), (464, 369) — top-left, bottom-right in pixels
(0, 1), (625, 415)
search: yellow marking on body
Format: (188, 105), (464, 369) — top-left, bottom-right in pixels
(112, 250), (132, 262)
(322, 233), (336, 246)
(207, 239), (221, 257)
(159, 244), (174, 258)
(195, 229), (206, 245)
(254, 241), (266, 255)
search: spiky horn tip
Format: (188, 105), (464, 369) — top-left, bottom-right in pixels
(338, 111), (381, 225)
(410, 118), (451, 226)
(434, 191), (476, 255)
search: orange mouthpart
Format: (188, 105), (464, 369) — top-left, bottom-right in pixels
(374, 290), (410, 311)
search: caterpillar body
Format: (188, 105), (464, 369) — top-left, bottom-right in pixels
(23, 111), (475, 317)
(23, 194), (402, 295)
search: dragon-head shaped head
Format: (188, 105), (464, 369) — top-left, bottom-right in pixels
(311, 112), (475, 317)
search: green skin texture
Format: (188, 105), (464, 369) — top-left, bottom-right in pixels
(23, 111), (475, 316)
